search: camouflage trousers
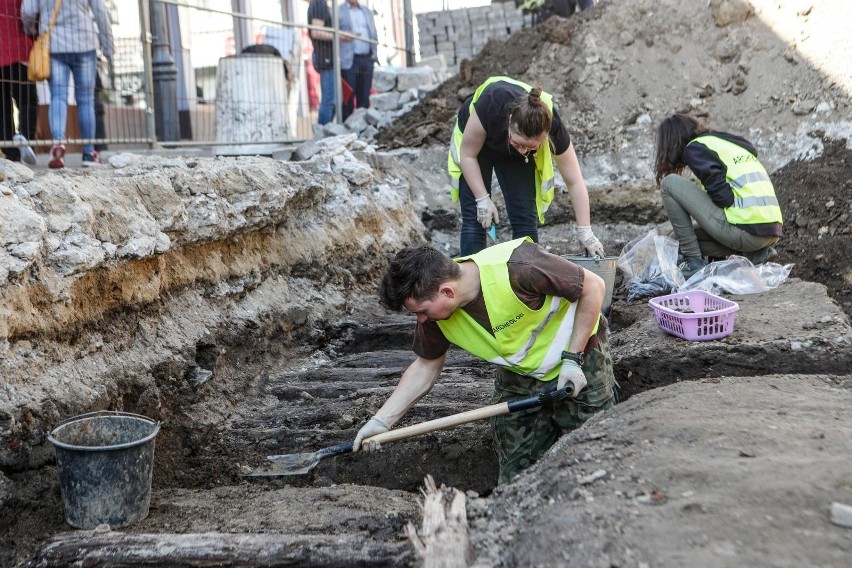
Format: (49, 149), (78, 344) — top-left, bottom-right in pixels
(490, 331), (616, 484)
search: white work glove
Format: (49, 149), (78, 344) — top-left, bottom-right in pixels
(475, 195), (500, 230)
(353, 416), (390, 453)
(557, 359), (588, 397)
(576, 225), (605, 257)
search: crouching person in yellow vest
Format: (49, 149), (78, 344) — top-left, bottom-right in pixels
(654, 114), (783, 280)
(353, 238), (617, 484)
(448, 76), (605, 258)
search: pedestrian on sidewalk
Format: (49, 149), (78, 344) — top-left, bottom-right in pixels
(306, 0), (354, 125)
(654, 113), (783, 279)
(353, 238), (616, 484)
(21, 0), (114, 168)
(448, 75), (605, 257)
(339, 0), (376, 121)
(0, 0), (37, 165)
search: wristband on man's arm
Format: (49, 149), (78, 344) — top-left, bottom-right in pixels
(561, 350), (584, 366)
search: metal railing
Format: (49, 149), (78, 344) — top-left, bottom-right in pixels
(0, 0), (413, 160)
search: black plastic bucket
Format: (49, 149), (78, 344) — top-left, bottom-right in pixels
(47, 410), (161, 529)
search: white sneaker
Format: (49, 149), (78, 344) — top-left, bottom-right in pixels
(13, 134), (37, 166)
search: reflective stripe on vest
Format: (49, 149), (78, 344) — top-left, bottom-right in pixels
(447, 76), (556, 223)
(436, 238), (599, 381)
(689, 135), (783, 225)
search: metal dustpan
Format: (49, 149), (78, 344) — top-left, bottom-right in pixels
(244, 383), (572, 477)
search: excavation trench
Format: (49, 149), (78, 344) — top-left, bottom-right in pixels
(5, 141), (852, 566)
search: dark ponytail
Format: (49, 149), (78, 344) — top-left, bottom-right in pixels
(509, 86), (552, 138)
(654, 114), (709, 185)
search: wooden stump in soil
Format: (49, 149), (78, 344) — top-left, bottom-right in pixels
(405, 474), (473, 568)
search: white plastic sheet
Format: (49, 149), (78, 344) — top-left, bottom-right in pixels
(679, 255), (794, 295)
(617, 229), (795, 299)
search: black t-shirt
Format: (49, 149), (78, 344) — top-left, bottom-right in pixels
(307, 0), (333, 70)
(457, 81), (572, 158)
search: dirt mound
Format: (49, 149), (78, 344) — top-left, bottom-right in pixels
(773, 138), (852, 319)
(471, 374), (852, 567)
(381, 0), (850, 164)
(375, 16), (581, 149)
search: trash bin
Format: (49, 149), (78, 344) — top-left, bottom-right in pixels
(214, 53), (290, 144)
(48, 410), (161, 529)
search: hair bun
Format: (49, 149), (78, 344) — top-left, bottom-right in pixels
(529, 87), (542, 101)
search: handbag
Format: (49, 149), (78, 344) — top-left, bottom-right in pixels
(27, 0), (63, 82)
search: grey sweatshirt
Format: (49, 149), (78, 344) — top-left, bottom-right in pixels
(21, 0), (114, 56)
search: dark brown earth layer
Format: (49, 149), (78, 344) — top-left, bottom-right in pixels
(772, 138), (852, 320)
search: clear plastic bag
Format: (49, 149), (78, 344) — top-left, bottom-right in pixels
(616, 229), (684, 300)
(679, 255), (794, 295)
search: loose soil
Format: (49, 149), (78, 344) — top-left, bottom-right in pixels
(772, 138), (852, 319)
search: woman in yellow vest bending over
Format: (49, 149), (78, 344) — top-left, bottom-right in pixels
(448, 76), (604, 257)
(654, 114), (783, 279)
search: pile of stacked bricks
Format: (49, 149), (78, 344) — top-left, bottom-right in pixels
(416, 1), (531, 67)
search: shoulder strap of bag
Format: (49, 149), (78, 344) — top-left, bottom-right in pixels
(47, 0), (64, 33)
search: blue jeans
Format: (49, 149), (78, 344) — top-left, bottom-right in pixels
(459, 150), (539, 256)
(318, 67), (336, 125)
(49, 51), (97, 154)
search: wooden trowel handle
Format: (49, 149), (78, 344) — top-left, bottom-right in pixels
(365, 402), (510, 446)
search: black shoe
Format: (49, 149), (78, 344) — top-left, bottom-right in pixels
(746, 246), (778, 265)
(678, 256), (707, 279)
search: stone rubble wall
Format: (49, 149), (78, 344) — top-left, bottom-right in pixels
(416, 1), (530, 67)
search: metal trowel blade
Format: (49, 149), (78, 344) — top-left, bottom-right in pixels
(244, 452), (321, 477)
(488, 225), (497, 242)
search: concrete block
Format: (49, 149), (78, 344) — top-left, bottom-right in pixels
(396, 66), (434, 91)
(416, 54), (447, 71)
(369, 91), (401, 112)
(364, 108), (383, 126)
(271, 147), (294, 161)
(372, 68), (397, 93)
(398, 87), (418, 106)
(344, 108), (369, 133)
(322, 123), (350, 137)
(361, 124), (379, 140)
(292, 139), (320, 161)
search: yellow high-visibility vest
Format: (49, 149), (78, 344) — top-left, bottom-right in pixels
(437, 238), (599, 381)
(447, 77), (556, 223)
(689, 135), (783, 225)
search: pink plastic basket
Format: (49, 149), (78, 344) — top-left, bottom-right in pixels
(648, 290), (739, 341)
